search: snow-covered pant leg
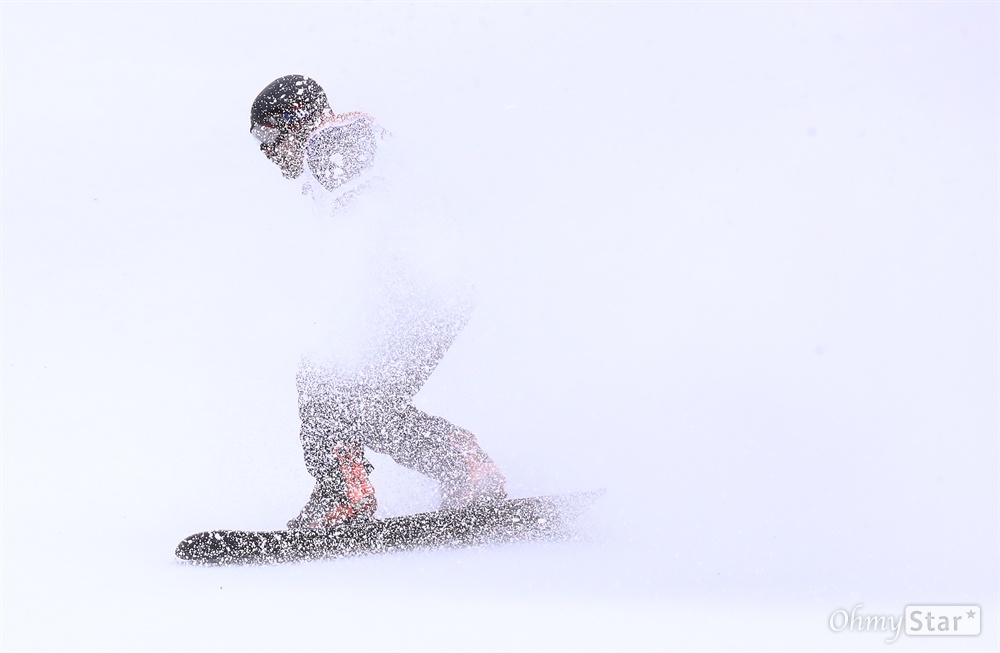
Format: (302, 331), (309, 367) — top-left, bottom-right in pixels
(297, 367), (366, 484)
(289, 366), (379, 528)
(362, 403), (506, 509)
(356, 299), (502, 498)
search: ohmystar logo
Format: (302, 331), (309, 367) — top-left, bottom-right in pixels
(905, 605), (980, 636)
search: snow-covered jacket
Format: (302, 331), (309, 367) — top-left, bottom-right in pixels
(299, 111), (390, 211)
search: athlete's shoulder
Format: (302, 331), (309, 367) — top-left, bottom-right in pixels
(311, 111), (387, 136)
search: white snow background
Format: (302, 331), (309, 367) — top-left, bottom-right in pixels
(2, 2), (997, 651)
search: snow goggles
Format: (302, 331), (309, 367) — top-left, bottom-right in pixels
(251, 123), (283, 147)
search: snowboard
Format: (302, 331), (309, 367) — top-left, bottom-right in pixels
(175, 490), (603, 565)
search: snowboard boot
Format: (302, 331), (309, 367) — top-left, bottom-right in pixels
(287, 442), (377, 530)
(439, 428), (507, 510)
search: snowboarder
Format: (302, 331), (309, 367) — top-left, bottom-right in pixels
(249, 75), (506, 530)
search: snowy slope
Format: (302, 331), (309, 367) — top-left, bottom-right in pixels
(2, 3), (997, 651)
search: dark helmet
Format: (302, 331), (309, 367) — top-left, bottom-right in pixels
(250, 75), (328, 132)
